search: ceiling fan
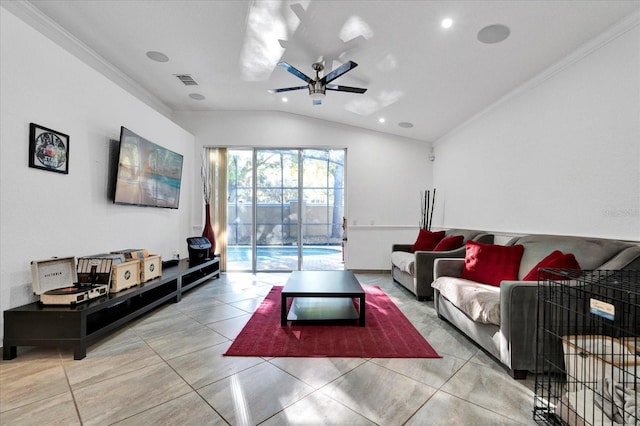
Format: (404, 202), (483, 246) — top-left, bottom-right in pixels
(269, 60), (367, 105)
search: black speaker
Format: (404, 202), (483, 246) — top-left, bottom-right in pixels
(186, 237), (211, 264)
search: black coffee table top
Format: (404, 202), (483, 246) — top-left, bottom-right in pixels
(282, 271), (364, 296)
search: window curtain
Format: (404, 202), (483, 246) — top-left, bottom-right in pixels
(204, 147), (228, 271)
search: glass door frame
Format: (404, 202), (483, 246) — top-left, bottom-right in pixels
(227, 147), (345, 273)
(251, 148), (304, 272)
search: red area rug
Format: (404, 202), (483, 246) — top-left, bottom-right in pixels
(224, 286), (440, 358)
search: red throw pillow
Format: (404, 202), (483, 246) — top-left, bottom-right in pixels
(461, 241), (524, 286)
(410, 230), (445, 253)
(433, 235), (464, 251)
(522, 250), (582, 281)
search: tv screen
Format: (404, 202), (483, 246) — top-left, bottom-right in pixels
(113, 127), (184, 209)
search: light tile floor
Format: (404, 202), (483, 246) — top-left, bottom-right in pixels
(0, 272), (538, 425)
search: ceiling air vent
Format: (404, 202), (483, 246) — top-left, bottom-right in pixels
(174, 74), (198, 86)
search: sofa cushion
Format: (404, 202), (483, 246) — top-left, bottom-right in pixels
(461, 241), (524, 286)
(391, 251), (415, 275)
(433, 235), (464, 251)
(410, 230), (445, 252)
(522, 250), (581, 281)
(432, 277), (501, 325)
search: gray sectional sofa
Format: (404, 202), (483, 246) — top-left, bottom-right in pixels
(391, 229), (494, 299)
(431, 234), (640, 379)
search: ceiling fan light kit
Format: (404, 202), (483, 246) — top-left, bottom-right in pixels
(309, 90), (325, 99)
(271, 60), (367, 105)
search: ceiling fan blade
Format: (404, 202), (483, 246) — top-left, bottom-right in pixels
(290, 3), (308, 24)
(278, 62), (313, 84)
(326, 84), (367, 94)
(268, 86), (308, 93)
(321, 60), (358, 84)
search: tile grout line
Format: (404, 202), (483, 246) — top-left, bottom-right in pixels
(59, 347), (85, 425)
(435, 356), (534, 425)
(269, 357), (383, 426)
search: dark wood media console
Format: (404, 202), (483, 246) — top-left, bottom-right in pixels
(3, 258), (220, 360)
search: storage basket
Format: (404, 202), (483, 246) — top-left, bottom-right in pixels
(110, 259), (141, 293)
(139, 255), (162, 282)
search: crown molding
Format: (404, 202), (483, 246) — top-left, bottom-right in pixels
(3, 0), (173, 118)
(435, 10), (640, 145)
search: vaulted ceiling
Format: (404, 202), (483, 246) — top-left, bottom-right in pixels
(12, 0), (640, 142)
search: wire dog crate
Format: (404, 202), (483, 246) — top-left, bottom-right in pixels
(534, 269), (640, 425)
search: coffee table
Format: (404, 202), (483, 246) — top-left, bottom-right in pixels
(281, 271), (366, 327)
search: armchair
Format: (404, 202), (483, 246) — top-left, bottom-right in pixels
(391, 229), (494, 299)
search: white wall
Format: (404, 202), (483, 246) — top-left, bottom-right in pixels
(0, 8), (195, 339)
(173, 111), (432, 270)
(433, 24), (640, 242)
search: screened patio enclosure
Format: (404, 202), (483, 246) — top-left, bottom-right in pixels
(223, 148), (345, 272)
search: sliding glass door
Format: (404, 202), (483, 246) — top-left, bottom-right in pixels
(226, 148), (344, 272)
(255, 150), (300, 270)
(301, 149), (345, 270)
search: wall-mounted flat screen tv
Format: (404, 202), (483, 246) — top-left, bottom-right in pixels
(113, 126), (184, 209)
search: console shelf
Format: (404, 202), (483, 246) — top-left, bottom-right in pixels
(3, 258), (219, 360)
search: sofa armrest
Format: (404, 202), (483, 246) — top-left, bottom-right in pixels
(474, 233), (495, 244)
(433, 258), (464, 279)
(598, 245), (640, 270)
(415, 248), (467, 285)
(392, 244), (412, 253)
(499, 280), (539, 372)
(415, 246), (467, 260)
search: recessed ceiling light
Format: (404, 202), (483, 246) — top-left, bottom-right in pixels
(398, 122), (414, 128)
(477, 24), (510, 44)
(189, 93), (205, 100)
(282, 97), (288, 103)
(146, 51), (169, 62)
(441, 18), (453, 29)
(378, 117), (385, 123)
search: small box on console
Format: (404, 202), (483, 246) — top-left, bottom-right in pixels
(110, 260), (141, 292)
(139, 254), (162, 282)
(86, 253), (140, 293)
(111, 248), (149, 260)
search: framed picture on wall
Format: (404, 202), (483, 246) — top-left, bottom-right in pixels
(28, 123), (70, 174)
